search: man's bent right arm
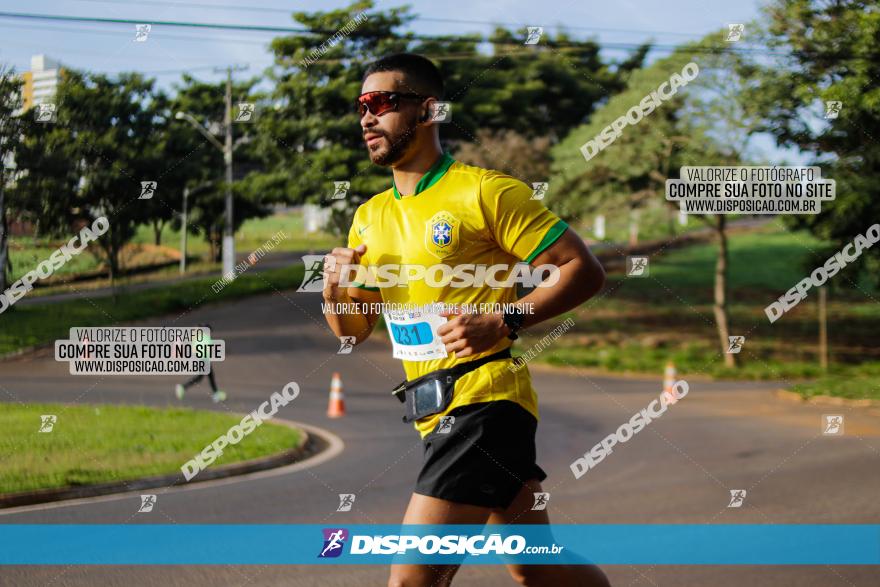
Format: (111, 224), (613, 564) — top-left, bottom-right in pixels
(322, 244), (381, 343)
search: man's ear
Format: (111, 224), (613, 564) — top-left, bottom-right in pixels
(420, 97), (437, 123)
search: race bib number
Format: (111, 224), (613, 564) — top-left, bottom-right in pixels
(384, 310), (448, 362)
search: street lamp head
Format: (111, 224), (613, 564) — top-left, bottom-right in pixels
(175, 111), (186, 120)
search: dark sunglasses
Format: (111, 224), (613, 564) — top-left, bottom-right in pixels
(356, 91), (424, 117)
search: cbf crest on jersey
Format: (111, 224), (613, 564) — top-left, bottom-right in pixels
(425, 210), (460, 259)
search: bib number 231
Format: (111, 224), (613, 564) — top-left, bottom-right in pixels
(384, 310), (448, 361)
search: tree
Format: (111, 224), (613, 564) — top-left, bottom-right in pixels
(0, 65), (23, 295)
(549, 48), (700, 232)
(680, 36), (767, 367)
(454, 129), (551, 183)
(251, 0), (642, 240)
(750, 0), (880, 284)
(550, 37), (758, 365)
(13, 71), (161, 283)
(165, 75), (264, 261)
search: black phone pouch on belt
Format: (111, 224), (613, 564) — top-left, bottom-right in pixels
(391, 349), (511, 423)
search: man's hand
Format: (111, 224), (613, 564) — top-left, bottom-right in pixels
(323, 244), (367, 302)
(438, 308), (508, 358)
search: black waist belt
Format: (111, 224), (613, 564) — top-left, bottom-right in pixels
(392, 348), (512, 423)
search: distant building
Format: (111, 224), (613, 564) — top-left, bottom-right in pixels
(21, 54), (63, 111)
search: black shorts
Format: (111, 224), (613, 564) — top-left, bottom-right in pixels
(414, 400), (547, 509)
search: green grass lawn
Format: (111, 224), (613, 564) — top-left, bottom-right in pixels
(0, 264), (305, 356)
(132, 209), (340, 256)
(0, 402), (302, 495)
(791, 375), (880, 401)
(8, 239), (101, 282)
(6, 210), (338, 287)
(523, 223), (880, 399)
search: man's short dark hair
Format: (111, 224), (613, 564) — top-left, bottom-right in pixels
(363, 53), (444, 100)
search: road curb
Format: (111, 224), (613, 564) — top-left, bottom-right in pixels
(774, 388), (880, 409)
(0, 416), (317, 509)
(523, 359), (720, 382)
(0, 344), (45, 362)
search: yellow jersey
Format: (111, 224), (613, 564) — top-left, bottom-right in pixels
(347, 152), (568, 436)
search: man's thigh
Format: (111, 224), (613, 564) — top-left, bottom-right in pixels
(489, 480), (611, 587)
(388, 492), (492, 587)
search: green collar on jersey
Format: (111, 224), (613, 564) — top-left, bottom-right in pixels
(392, 151), (455, 200)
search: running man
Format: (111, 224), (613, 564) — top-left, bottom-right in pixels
(175, 324), (226, 403)
(322, 53), (609, 586)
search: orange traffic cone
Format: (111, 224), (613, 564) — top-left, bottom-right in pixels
(327, 372), (346, 418)
(662, 361), (678, 404)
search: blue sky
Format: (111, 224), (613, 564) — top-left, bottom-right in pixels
(1, 0), (802, 162)
(0, 0), (766, 82)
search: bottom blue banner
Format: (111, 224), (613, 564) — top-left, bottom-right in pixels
(0, 524), (877, 565)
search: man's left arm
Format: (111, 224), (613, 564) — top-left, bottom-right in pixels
(439, 228), (605, 357)
(507, 228), (605, 331)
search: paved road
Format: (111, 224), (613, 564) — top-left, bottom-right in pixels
(1, 290), (878, 586)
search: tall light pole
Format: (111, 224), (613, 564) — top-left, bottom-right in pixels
(175, 110), (228, 274)
(175, 63), (247, 277)
(179, 186), (188, 275)
(221, 66), (235, 278)
(215, 64), (248, 277)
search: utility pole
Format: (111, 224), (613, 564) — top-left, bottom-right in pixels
(176, 63), (248, 279)
(819, 286), (828, 371)
(213, 63), (248, 277)
(0, 183), (7, 294)
(180, 186), (188, 275)
(222, 67), (234, 278)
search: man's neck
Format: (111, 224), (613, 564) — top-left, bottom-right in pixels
(392, 146), (443, 196)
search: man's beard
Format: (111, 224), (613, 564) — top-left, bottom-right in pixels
(368, 121), (418, 167)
